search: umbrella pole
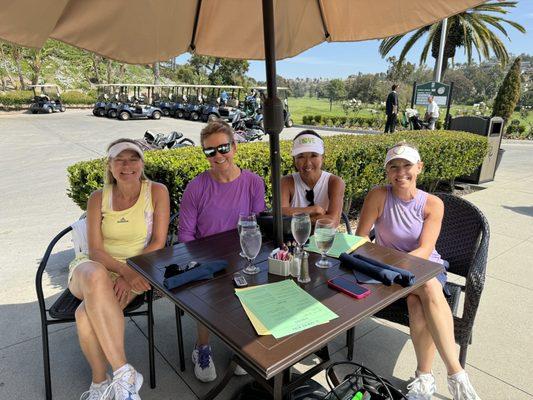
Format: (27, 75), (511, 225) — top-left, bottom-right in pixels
(262, 0), (285, 246)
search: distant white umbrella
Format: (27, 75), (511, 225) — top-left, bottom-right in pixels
(0, 0), (486, 243)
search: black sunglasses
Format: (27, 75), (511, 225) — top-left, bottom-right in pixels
(163, 261), (200, 278)
(202, 142), (232, 158)
(305, 189), (315, 206)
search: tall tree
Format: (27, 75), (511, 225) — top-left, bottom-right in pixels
(9, 45), (25, 89)
(492, 57), (521, 120)
(379, 1), (526, 79)
(153, 62), (160, 85)
(188, 55), (249, 85)
(325, 79), (346, 111)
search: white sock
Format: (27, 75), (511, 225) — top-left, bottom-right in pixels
(91, 379), (109, 388)
(448, 370), (466, 380)
(113, 363), (133, 377)
(416, 370), (433, 377)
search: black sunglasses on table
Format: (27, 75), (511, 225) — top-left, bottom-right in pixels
(202, 142), (232, 158)
(305, 189), (315, 206)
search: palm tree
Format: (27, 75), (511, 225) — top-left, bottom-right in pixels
(379, 1), (526, 78)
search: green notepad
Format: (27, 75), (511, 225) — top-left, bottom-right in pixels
(235, 280), (338, 339)
(306, 232), (367, 258)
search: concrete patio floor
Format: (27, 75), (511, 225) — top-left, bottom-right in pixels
(0, 111), (531, 399)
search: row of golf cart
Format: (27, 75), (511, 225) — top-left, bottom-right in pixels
(92, 84), (293, 127)
(29, 85), (66, 114)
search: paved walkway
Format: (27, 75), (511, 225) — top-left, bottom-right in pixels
(0, 110), (531, 399)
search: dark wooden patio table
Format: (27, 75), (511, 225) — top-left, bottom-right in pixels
(127, 229), (442, 399)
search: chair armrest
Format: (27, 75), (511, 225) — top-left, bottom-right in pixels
(35, 226), (73, 313)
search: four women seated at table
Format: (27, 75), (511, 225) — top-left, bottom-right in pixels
(356, 142), (480, 399)
(73, 124), (478, 399)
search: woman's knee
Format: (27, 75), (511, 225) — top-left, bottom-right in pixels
(78, 262), (111, 290)
(417, 279), (444, 303)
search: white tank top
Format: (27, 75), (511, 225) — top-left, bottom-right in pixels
(290, 171), (331, 210)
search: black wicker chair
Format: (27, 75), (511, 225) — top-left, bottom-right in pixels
(370, 193), (490, 367)
(36, 226), (156, 400)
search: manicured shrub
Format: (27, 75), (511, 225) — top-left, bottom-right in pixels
(0, 90), (34, 106)
(61, 90), (96, 105)
(492, 57), (521, 121)
(67, 131), (488, 214)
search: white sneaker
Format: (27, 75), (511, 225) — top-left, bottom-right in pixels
(447, 371), (481, 400)
(406, 371), (437, 400)
(79, 376), (111, 400)
(101, 364), (143, 400)
(192, 345), (217, 382)
(234, 364), (248, 376)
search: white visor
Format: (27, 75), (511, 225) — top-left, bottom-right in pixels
(384, 145), (420, 168)
(107, 142), (144, 161)
(292, 134), (324, 156)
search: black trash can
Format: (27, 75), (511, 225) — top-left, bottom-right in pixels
(449, 116), (505, 184)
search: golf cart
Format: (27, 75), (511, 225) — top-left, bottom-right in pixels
(29, 85), (66, 114)
(181, 87), (204, 121)
(217, 87), (243, 121)
(116, 85), (163, 121)
(200, 85), (244, 122)
(103, 85), (130, 118)
(93, 84), (118, 117)
(171, 86), (190, 119)
(152, 85), (178, 116)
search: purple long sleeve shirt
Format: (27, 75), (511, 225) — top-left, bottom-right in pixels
(178, 169), (266, 243)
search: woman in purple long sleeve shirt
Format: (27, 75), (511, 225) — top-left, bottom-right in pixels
(178, 120), (266, 383)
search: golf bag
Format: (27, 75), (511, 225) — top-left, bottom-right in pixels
(324, 362), (406, 400)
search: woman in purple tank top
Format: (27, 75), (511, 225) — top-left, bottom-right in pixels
(356, 142), (480, 399)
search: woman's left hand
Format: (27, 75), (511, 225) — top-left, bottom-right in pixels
(114, 276), (132, 309)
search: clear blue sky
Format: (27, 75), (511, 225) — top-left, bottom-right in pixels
(176, 1), (532, 80)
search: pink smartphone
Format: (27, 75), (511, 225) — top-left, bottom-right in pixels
(328, 277), (371, 299)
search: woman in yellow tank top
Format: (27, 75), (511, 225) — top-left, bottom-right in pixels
(68, 138), (169, 400)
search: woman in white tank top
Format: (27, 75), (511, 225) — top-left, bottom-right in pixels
(281, 130), (345, 225)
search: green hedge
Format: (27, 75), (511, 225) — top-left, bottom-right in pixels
(61, 90), (96, 105)
(0, 89), (95, 106)
(67, 131), (488, 213)
(302, 114), (386, 129)
(0, 90), (34, 105)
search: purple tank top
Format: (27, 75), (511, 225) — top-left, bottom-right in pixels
(374, 186), (443, 265)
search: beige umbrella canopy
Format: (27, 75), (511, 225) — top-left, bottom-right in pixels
(1, 0), (484, 64)
(0, 0), (486, 244)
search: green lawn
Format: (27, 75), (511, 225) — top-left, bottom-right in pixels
(288, 97), (532, 127)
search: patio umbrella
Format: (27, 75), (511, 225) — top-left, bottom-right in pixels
(0, 0), (486, 244)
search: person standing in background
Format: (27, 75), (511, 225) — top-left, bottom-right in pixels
(425, 95), (440, 130)
(385, 84), (399, 133)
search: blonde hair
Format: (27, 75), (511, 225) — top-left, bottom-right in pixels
(200, 120), (234, 147)
(105, 138), (147, 185)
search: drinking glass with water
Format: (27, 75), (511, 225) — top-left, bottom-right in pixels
(240, 225), (262, 275)
(314, 219), (336, 269)
(238, 213), (257, 257)
(291, 213), (311, 255)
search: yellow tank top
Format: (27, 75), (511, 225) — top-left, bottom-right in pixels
(101, 180), (154, 263)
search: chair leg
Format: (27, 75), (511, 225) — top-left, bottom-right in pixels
(41, 322), (52, 400)
(146, 290), (156, 388)
(458, 344), (468, 369)
(346, 327), (355, 361)
(175, 305), (186, 372)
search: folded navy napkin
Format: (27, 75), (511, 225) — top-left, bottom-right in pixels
(163, 260), (228, 290)
(339, 253), (415, 287)
(353, 253), (415, 287)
